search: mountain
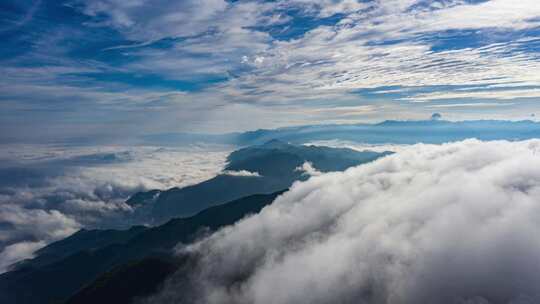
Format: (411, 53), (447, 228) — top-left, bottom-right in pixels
(25, 226), (148, 269)
(129, 140), (391, 224)
(139, 120), (540, 146)
(236, 120), (540, 144)
(65, 257), (180, 304)
(0, 141), (392, 304)
(0, 191), (285, 304)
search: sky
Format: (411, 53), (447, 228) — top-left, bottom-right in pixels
(1, 0), (540, 143)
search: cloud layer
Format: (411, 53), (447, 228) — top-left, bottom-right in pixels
(78, 0), (540, 105)
(0, 144), (230, 272)
(147, 139), (540, 304)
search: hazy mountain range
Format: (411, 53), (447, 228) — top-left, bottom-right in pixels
(129, 139), (391, 224)
(141, 120), (540, 146)
(0, 140), (390, 304)
(2, 121), (540, 304)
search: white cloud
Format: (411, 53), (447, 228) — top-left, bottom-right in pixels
(0, 241), (46, 273)
(278, 0), (369, 18)
(403, 89), (540, 102)
(427, 102), (516, 108)
(305, 140), (412, 154)
(422, 0), (540, 32)
(0, 144), (231, 272)
(0, 206), (81, 243)
(147, 139), (540, 304)
(294, 161), (322, 176)
(224, 34), (540, 104)
(79, 0), (230, 41)
(216, 1), (540, 105)
(76, 0), (540, 104)
(221, 170), (262, 177)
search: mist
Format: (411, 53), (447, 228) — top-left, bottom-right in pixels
(145, 139), (540, 304)
(0, 144), (230, 272)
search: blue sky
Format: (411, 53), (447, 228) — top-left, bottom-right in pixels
(1, 0), (540, 143)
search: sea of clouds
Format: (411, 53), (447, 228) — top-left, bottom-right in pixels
(0, 144), (231, 272)
(146, 139), (540, 304)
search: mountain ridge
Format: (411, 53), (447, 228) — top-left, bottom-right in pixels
(0, 191), (286, 304)
(128, 140), (391, 224)
(140, 119), (540, 146)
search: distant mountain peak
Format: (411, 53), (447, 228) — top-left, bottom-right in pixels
(260, 138), (290, 148)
